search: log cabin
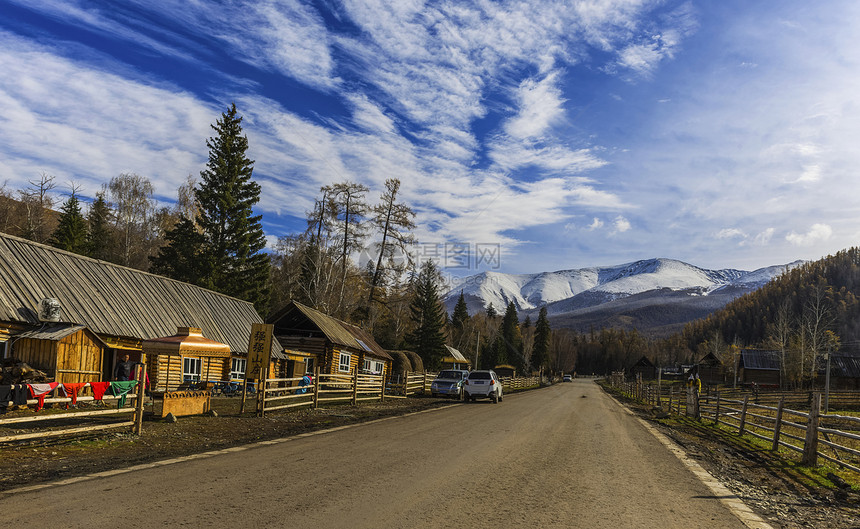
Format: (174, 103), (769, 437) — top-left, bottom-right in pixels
(269, 301), (391, 380)
(737, 349), (781, 388)
(0, 232), (282, 386)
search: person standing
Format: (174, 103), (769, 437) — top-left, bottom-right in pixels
(114, 353), (133, 381)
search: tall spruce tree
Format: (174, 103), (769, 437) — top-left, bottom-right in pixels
(531, 307), (551, 371)
(451, 291), (469, 330)
(500, 301), (524, 372)
(86, 191), (114, 261)
(408, 260), (447, 369)
(368, 178), (415, 307)
(149, 216), (208, 285)
(50, 190), (88, 254)
(195, 103), (270, 312)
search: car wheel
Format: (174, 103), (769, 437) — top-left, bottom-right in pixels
(499, 393), (503, 402)
(431, 392), (438, 398)
(491, 392), (498, 404)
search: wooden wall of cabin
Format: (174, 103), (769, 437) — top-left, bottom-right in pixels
(321, 346), (359, 375)
(55, 331), (103, 384)
(11, 337), (57, 379)
(147, 355), (231, 391)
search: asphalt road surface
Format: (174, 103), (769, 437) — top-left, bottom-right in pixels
(1, 380), (752, 528)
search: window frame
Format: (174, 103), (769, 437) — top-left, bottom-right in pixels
(230, 358), (247, 380)
(182, 356), (202, 383)
(338, 352), (351, 373)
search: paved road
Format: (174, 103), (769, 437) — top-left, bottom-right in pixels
(1, 380), (751, 528)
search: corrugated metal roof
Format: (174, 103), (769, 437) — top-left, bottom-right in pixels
(271, 301), (390, 361)
(829, 355), (860, 378)
(14, 323), (88, 342)
(739, 349), (781, 371)
(0, 232), (282, 358)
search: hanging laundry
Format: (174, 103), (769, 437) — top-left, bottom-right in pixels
(109, 380), (138, 408)
(12, 385), (28, 406)
(27, 382), (59, 412)
(0, 385), (11, 411)
(60, 383), (87, 408)
(89, 381), (111, 401)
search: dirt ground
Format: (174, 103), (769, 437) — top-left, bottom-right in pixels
(2, 386), (860, 528)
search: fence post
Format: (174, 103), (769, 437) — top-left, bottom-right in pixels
(258, 365), (268, 418)
(351, 370), (358, 406)
(738, 395), (749, 435)
(404, 370), (410, 397)
(802, 393), (821, 466)
(380, 373), (386, 403)
(133, 362), (146, 435)
(423, 372), (428, 394)
(714, 391), (720, 425)
(772, 397), (785, 452)
(312, 366), (320, 409)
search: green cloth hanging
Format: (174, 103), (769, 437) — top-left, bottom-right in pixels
(109, 380), (138, 408)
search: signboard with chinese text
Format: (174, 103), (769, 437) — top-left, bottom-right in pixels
(246, 323), (273, 381)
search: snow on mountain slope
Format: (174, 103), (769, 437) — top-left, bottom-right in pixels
(443, 258), (796, 316)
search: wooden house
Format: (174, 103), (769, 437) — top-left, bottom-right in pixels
(269, 301), (392, 379)
(697, 352), (727, 386)
(737, 349), (781, 387)
(631, 356), (657, 380)
(0, 232), (282, 387)
(818, 354), (860, 390)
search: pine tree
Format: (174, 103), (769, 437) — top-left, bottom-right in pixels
(149, 216), (208, 285)
(486, 303), (498, 318)
(408, 260), (447, 369)
(194, 103), (270, 313)
(451, 291), (469, 329)
(50, 190), (88, 254)
(500, 301), (524, 372)
(532, 307), (551, 371)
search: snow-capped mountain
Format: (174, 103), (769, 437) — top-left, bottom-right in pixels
(443, 258), (802, 333)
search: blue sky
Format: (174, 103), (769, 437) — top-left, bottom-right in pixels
(2, 1), (859, 276)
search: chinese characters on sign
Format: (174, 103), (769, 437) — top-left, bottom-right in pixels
(246, 323), (273, 381)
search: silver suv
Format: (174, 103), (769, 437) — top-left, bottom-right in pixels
(463, 370), (503, 403)
(431, 369), (470, 399)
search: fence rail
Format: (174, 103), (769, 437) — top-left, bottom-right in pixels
(0, 373), (146, 444)
(607, 375), (860, 475)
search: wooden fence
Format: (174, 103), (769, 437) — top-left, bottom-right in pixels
(259, 371), (544, 415)
(607, 377), (860, 474)
(0, 373), (146, 444)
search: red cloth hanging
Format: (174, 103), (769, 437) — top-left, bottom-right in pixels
(27, 382), (59, 412)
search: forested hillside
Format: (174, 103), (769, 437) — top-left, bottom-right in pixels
(673, 248), (860, 386)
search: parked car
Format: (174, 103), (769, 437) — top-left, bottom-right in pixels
(563, 375), (572, 382)
(463, 370), (503, 403)
(431, 369), (470, 399)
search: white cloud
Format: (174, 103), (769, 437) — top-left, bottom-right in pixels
(717, 228), (746, 239)
(587, 218), (604, 231)
(612, 216), (631, 233)
(504, 71), (566, 140)
(786, 224), (832, 246)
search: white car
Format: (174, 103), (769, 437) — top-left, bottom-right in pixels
(463, 370), (503, 403)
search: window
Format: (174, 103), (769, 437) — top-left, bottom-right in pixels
(231, 358), (246, 380)
(362, 359), (384, 375)
(0, 341), (6, 359)
(338, 352), (351, 373)
(182, 357), (202, 382)
(305, 357), (315, 375)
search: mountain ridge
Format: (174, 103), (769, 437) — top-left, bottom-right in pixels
(442, 258), (803, 336)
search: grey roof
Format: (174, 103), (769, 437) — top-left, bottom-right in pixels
(739, 349), (781, 371)
(14, 323), (103, 343)
(0, 232), (282, 358)
(829, 355), (860, 378)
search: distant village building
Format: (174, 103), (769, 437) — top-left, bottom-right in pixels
(631, 356), (657, 380)
(697, 352), (727, 386)
(737, 349), (781, 387)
